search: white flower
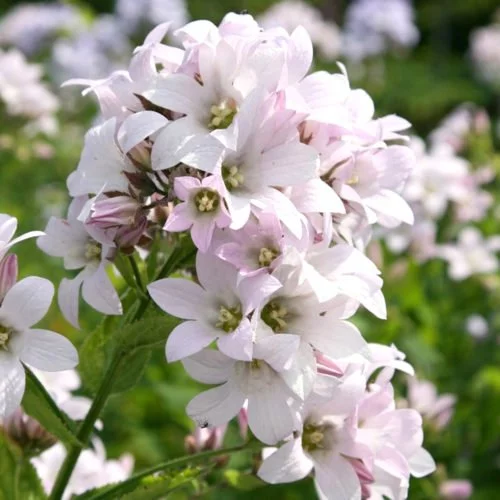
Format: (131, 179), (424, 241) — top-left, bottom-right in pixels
(37, 197), (122, 328)
(0, 277), (78, 419)
(0, 214), (44, 261)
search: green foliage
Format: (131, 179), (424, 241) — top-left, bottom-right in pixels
(22, 369), (80, 448)
(0, 434), (46, 500)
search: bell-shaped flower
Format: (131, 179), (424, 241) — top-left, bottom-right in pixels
(0, 277), (78, 418)
(37, 197), (122, 329)
(164, 175), (231, 252)
(182, 333), (303, 444)
(148, 252), (278, 362)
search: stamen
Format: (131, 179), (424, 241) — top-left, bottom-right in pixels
(258, 247), (279, 267)
(194, 188), (220, 213)
(208, 100), (238, 130)
(216, 304), (243, 333)
(261, 300), (289, 333)
(222, 165), (245, 191)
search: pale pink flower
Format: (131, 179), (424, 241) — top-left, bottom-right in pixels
(0, 277), (78, 418)
(148, 252), (278, 362)
(165, 175), (231, 252)
(37, 197), (122, 328)
(182, 333), (302, 444)
(440, 479), (473, 499)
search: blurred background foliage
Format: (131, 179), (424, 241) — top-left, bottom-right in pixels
(0, 0), (499, 499)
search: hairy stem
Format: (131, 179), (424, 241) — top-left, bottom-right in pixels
(85, 442), (264, 500)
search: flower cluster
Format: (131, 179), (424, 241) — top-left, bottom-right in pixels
(342, 0), (419, 62)
(0, 48), (59, 136)
(383, 105), (496, 267)
(37, 13), (434, 499)
(257, 0), (341, 61)
(0, 215), (78, 419)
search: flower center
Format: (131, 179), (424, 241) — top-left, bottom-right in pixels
(222, 165), (245, 191)
(194, 188), (220, 213)
(261, 300), (289, 333)
(302, 422), (334, 453)
(216, 304), (243, 333)
(258, 247), (279, 267)
(208, 99), (238, 130)
(0, 324), (12, 350)
(84, 240), (102, 262)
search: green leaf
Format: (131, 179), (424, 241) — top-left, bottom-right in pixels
(79, 310), (180, 396)
(0, 434), (47, 500)
(22, 369), (81, 448)
(73, 466), (207, 500)
(223, 469), (265, 491)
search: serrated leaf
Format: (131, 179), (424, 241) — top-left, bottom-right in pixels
(223, 469), (265, 491)
(0, 434), (47, 500)
(79, 310), (180, 396)
(22, 369), (81, 448)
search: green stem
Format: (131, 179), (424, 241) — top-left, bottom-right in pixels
(49, 241), (195, 499)
(86, 442), (264, 500)
(128, 255), (144, 292)
(48, 355), (124, 500)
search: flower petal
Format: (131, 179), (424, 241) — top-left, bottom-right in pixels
(0, 277), (54, 330)
(19, 329), (78, 371)
(186, 381), (246, 428)
(314, 453), (362, 500)
(217, 317), (253, 361)
(165, 321), (217, 362)
(81, 265), (122, 316)
(58, 272), (85, 329)
(182, 349), (235, 384)
(0, 354), (25, 418)
(258, 438), (313, 484)
(147, 278), (209, 320)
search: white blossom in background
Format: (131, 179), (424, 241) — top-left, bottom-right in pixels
(32, 439), (133, 500)
(116, 0), (189, 34)
(0, 49), (59, 135)
(470, 17), (500, 88)
(342, 0), (419, 61)
(0, 2), (83, 56)
(465, 314), (489, 339)
(437, 227), (500, 281)
(257, 0), (341, 60)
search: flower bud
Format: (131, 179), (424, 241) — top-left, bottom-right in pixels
(185, 424), (227, 454)
(315, 352), (344, 377)
(347, 458), (374, 499)
(89, 196), (140, 229)
(0, 254), (18, 303)
(440, 479), (473, 499)
(1, 408), (56, 456)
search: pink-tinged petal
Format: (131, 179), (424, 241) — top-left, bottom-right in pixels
(288, 26), (313, 84)
(237, 273), (282, 313)
(186, 381), (246, 428)
(81, 265), (122, 316)
(182, 349), (235, 384)
(144, 73), (207, 115)
(298, 317), (367, 360)
(174, 176), (201, 200)
(254, 142), (318, 187)
(363, 190), (414, 226)
(227, 193), (252, 230)
(191, 220), (216, 253)
(151, 117), (205, 171)
(0, 215), (17, 243)
(58, 272), (85, 329)
(280, 342), (316, 401)
(291, 178), (345, 214)
(217, 318), (253, 361)
(254, 334), (300, 372)
(165, 321), (217, 362)
(147, 278), (209, 320)
(142, 21), (171, 46)
(195, 252), (239, 300)
(216, 242), (247, 269)
(314, 453), (362, 500)
(258, 438), (313, 484)
(0, 277), (54, 330)
(164, 203), (194, 232)
(408, 448), (436, 478)
(232, 87), (266, 151)
(18, 329), (78, 372)
(0, 353), (25, 419)
(178, 134), (226, 174)
(247, 381), (295, 445)
(117, 111), (168, 153)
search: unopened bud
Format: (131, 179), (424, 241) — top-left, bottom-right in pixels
(2, 408), (56, 456)
(0, 254), (18, 303)
(89, 196), (140, 229)
(440, 479), (473, 499)
(315, 352), (344, 377)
